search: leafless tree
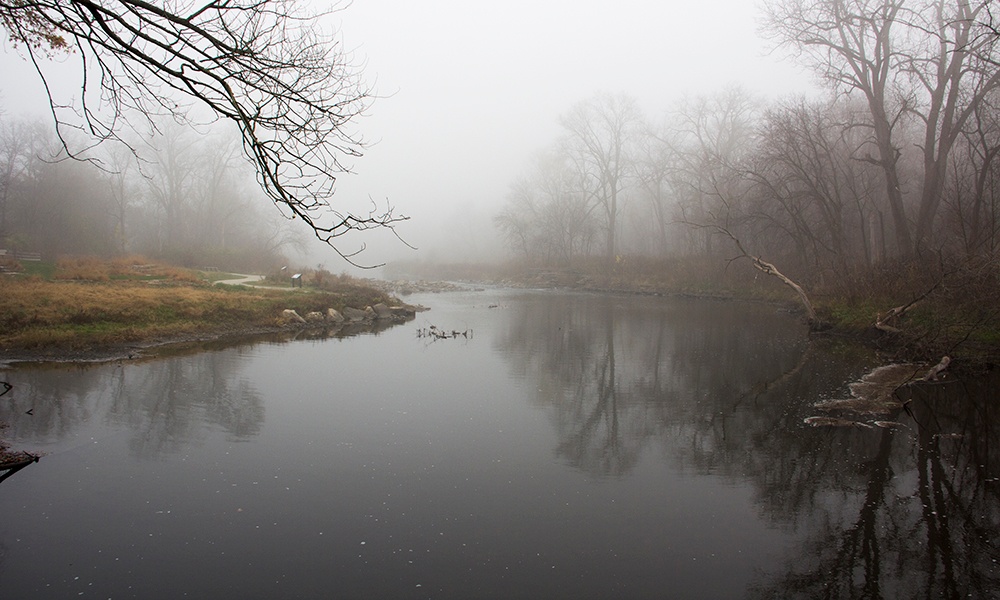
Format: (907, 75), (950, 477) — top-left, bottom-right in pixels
(762, 0), (1000, 258)
(635, 120), (683, 256)
(670, 86), (760, 256)
(495, 149), (599, 263)
(0, 118), (32, 242)
(0, 0), (406, 263)
(103, 140), (137, 254)
(560, 93), (643, 261)
(190, 130), (245, 251)
(746, 97), (885, 273)
(140, 120), (198, 255)
(494, 178), (540, 261)
(942, 90), (1000, 255)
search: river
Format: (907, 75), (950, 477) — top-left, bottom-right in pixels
(1, 288), (997, 599)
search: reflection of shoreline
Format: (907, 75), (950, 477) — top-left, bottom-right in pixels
(0, 316), (415, 368)
(0, 348), (267, 460)
(141, 319), (411, 361)
(0, 319), (408, 462)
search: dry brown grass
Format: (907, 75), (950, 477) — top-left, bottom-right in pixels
(54, 255), (202, 283)
(0, 272), (394, 352)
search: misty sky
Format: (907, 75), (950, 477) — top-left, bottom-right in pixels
(0, 0), (818, 271)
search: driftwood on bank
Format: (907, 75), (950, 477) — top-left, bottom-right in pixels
(874, 278), (943, 333)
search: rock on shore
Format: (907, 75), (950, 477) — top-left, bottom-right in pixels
(281, 303), (425, 325)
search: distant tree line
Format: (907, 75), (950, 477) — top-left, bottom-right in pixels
(496, 0), (1000, 284)
(0, 115), (304, 271)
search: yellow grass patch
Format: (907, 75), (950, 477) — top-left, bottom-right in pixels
(1, 279), (291, 350)
(54, 255), (202, 283)
(0, 256), (398, 354)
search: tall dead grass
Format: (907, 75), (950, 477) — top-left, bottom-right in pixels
(54, 255), (202, 283)
(0, 276), (374, 350)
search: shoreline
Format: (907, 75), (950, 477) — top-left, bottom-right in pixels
(2, 278), (995, 371)
(0, 315), (420, 368)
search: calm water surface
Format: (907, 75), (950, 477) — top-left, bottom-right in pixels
(1, 289), (997, 599)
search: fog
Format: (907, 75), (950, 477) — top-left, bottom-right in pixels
(321, 0), (817, 270)
(0, 0), (816, 273)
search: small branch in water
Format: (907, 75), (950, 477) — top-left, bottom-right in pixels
(416, 325), (473, 341)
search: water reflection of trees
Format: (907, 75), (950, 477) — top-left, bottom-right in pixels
(495, 292), (999, 597)
(0, 350), (264, 459)
(494, 293), (815, 475)
(747, 379), (1000, 599)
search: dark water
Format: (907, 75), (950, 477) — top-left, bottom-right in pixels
(0, 289), (997, 599)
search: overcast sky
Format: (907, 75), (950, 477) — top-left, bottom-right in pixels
(0, 0), (818, 271)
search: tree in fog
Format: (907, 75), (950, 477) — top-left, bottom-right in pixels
(189, 132), (248, 253)
(670, 87), (760, 256)
(496, 150), (599, 263)
(494, 178), (540, 261)
(0, 113), (302, 268)
(0, 118), (32, 242)
(559, 93), (643, 261)
(535, 151), (599, 261)
(0, 0), (405, 260)
(0, 121), (118, 255)
(141, 121), (198, 257)
(0, 119), (62, 252)
(134, 119), (305, 268)
(104, 142), (137, 255)
(634, 121), (682, 256)
(745, 97), (886, 273)
(942, 90), (1000, 255)
(763, 0), (1000, 257)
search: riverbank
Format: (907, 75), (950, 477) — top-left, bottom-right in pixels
(0, 270), (407, 364)
(385, 257), (1000, 370)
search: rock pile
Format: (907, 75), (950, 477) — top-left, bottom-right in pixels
(280, 303), (425, 326)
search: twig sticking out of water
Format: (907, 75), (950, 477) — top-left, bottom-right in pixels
(416, 325), (473, 340)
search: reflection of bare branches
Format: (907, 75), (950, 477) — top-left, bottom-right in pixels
(829, 429), (894, 599)
(1, 351), (266, 460)
(554, 317), (644, 475)
(116, 354), (266, 458)
(751, 376), (1000, 599)
(495, 292), (811, 477)
(727, 343), (814, 415)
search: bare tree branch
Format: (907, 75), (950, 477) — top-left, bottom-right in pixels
(699, 221), (822, 327)
(1, 0), (407, 264)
